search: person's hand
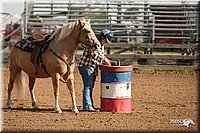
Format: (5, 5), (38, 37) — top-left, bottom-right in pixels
(110, 60), (118, 66)
(103, 58), (111, 66)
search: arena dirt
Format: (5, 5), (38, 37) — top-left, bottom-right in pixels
(1, 65), (199, 132)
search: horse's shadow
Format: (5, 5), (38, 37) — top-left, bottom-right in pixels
(1, 107), (73, 113)
(1, 107), (101, 113)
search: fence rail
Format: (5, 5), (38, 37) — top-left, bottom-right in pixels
(21, 0), (199, 67)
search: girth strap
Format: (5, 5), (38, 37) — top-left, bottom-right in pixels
(41, 63), (51, 77)
(49, 49), (70, 70)
(40, 56), (69, 83)
(49, 49), (71, 83)
(40, 62), (67, 83)
(39, 48), (71, 83)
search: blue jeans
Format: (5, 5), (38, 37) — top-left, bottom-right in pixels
(78, 66), (96, 110)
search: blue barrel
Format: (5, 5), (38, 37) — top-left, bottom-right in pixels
(99, 64), (133, 113)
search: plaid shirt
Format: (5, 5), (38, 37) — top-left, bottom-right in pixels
(78, 45), (105, 69)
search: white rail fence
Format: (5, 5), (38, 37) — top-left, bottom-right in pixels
(6, 0), (200, 67)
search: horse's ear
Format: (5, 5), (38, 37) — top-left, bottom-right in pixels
(78, 18), (86, 29)
(55, 25), (61, 29)
(86, 19), (90, 23)
(52, 25), (62, 36)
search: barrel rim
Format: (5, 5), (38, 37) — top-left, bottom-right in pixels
(99, 64), (133, 72)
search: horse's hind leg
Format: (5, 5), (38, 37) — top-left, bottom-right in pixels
(6, 67), (21, 109)
(28, 76), (38, 109)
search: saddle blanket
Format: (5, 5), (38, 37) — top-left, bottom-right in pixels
(14, 36), (36, 53)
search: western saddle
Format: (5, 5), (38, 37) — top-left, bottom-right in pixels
(30, 33), (53, 75)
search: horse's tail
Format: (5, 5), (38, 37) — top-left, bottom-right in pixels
(14, 70), (26, 102)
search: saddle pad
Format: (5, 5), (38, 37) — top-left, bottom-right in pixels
(14, 37), (36, 53)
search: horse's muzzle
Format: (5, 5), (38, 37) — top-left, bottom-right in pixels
(91, 40), (101, 49)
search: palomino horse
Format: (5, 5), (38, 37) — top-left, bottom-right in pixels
(5, 18), (100, 113)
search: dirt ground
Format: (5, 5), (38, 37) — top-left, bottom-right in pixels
(1, 65), (199, 132)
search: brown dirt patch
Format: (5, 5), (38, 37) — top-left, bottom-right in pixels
(1, 65), (199, 132)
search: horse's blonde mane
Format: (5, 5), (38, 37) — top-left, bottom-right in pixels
(56, 21), (78, 41)
(52, 18), (89, 41)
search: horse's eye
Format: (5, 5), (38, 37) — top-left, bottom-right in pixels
(85, 30), (90, 33)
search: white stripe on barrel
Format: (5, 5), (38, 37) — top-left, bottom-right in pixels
(101, 82), (131, 98)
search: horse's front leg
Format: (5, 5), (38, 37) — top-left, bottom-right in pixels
(66, 77), (79, 114)
(52, 73), (62, 113)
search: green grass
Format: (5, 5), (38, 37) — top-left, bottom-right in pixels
(139, 69), (195, 73)
(104, 48), (182, 54)
(78, 47), (183, 55)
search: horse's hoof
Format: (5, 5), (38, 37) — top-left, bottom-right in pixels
(32, 102), (38, 109)
(33, 105), (38, 108)
(56, 110), (62, 113)
(75, 112), (79, 116)
(6, 102), (11, 109)
(72, 109), (79, 114)
(5, 105), (11, 110)
(4, 106), (11, 110)
(33, 108), (40, 112)
(33, 107), (39, 111)
(55, 109), (62, 113)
